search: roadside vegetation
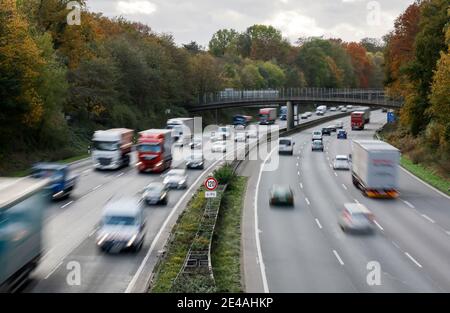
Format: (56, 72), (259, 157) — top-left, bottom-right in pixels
(211, 176), (247, 292)
(383, 0), (449, 184)
(151, 165), (247, 292)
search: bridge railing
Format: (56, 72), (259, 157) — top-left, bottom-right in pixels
(197, 88), (403, 107)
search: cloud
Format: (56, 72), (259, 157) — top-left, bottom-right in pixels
(265, 10), (325, 42)
(116, 1), (157, 15)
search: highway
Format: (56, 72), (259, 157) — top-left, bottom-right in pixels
(24, 109), (344, 293)
(242, 110), (450, 292)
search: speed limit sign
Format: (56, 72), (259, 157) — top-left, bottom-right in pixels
(204, 177), (218, 191)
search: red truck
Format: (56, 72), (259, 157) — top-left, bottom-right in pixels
(351, 111), (365, 130)
(137, 129), (173, 173)
(259, 108), (277, 125)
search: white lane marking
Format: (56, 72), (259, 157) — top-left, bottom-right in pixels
(296, 163), (299, 167)
(405, 252), (422, 268)
(374, 220), (384, 231)
(354, 199), (359, 204)
(297, 156), (300, 160)
(305, 197), (311, 205)
(82, 169), (91, 174)
(334, 172), (338, 177)
(446, 231), (450, 236)
(400, 166), (450, 200)
(251, 146), (278, 294)
(315, 218), (323, 229)
(327, 156), (330, 160)
(401, 199), (415, 209)
(116, 172), (125, 178)
(92, 184), (102, 191)
(421, 214), (435, 224)
(300, 183), (303, 189)
(333, 250), (345, 266)
(392, 241), (400, 249)
(342, 184), (348, 190)
(297, 171), (300, 176)
(88, 228), (98, 238)
(125, 153), (231, 293)
(329, 164), (332, 169)
(44, 261), (63, 280)
(61, 201), (73, 209)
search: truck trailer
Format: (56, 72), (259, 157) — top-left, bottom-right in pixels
(351, 111), (365, 130)
(259, 108), (277, 125)
(0, 177), (49, 292)
(351, 140), (400, 198)
(137, 129), (173, 173)
(92, 128), (134, 170)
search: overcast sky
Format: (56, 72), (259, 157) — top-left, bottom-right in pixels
(86, 0), (413, 46)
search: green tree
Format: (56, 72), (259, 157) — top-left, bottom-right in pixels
(209, 29), (239, 57)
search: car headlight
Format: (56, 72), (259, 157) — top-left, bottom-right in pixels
(156, 161), (163, 167)
(179, 180), (186, 185)
(126, 234), (138, 247)
(160, 192), (167, 200)
(97, 233), (109, 246)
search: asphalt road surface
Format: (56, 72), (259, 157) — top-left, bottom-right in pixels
(243, 110), (450, 292)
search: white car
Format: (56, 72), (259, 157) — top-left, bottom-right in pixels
(330, 107), (337, 111)
(211, 141), (227, 153)
(335, 121), (344, 129)
(234, 132), (247, 142)
(346, 105), (353, 110)
(312, 130), (322, 141)
(341, 107), (348, 112)
(163, 169), (188, 189)
(278, 137), (295, 155)
(300, 113), (309, 119)
(333, 155), (350, 170)
(217, 126), (232, 140)
(305, 112), (312, 117)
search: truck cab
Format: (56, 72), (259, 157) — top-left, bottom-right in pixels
(137, 129), (173, 173)
(351, 111), (365, 130)
(31, 163), (77, 200)
(92, 129), (133, 170)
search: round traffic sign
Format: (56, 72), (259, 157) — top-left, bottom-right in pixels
(204, 177), (218, 191)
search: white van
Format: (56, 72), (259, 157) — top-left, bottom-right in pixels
(278, 137), (295, 155)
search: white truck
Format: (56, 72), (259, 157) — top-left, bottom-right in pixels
(166, 118), (195, 147)
(351, 140), (400, 198)
(92, 128), (134, 170)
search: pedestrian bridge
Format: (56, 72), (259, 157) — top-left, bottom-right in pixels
(187, 88), (402, 113)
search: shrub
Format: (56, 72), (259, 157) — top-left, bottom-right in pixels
(213, 164), (234, 185)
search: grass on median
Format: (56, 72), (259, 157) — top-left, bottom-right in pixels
(401, 156), (450, 196)
(150, 188), (207, 292)
(211, 176), (248, 293)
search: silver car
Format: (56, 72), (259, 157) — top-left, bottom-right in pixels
(212, 141), (227, 153)
(333, 155), (350, 170)
(142, 182), (169, 205)
(96, 198), (146, 253)
(339, 203), (375, 233)
(278, 137), (294, 155)
(163, 169), (188, 189)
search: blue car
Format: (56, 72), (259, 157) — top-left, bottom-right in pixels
(31, 163), (78, 200)
(337, 129), (347, 139)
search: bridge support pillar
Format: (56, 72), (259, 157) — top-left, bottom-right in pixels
(287, 101), (294, 131)
(296, 103), (300, 125)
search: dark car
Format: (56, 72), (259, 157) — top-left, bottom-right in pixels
(382, 108), (388, 112)
(142, 182), (169, 205)
(321, 127), (331, 136)
(31, 163), (78, 200)
(337, 129), (347, 139)
(327, 125), (337, 132)
(269, 185), (294, 206)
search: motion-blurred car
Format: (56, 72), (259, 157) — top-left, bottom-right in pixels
(269, 185), (294, 206)
(321, 127), (331, 136)
(341, 107), (348, 112)
(333, 155), (350, 170)
(234, 132), (247, 142)
(382, 107), (388, 112)
(31, 163), (78, 200)
(327, 125), (337, 132)
(335, 121), (344, 129)
(96, 198), (146, 253)
(211, 141), (227, 153)
(330, 107), (337, 111)
(338, 203), (375, 233)
(312, 130), (322, 141)
(346, 105), (353, 110)
(278, 137), (295, 155)
(142, 182), (169, 205)
(316, 109), (325, 116)
(337, 129), (347, 139)
(163, 169), (188, 189)
(300, 113), (309, 119)
(217, 126), (232, 140)
(338, 105), (344, 110)
(186, 152), (205, 169)
(312, 140), (324, 151)
(189, 137), (202, 150)
(305, 112), (312, 117)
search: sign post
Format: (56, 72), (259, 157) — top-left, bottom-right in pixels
(204, 177), (218, 198)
